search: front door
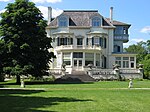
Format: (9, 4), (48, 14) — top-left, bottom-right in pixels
(74, 59), (82, 70)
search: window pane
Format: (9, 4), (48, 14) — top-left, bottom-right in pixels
(92, 17), (101, 27)
(74, 60), (77, 66)
(131, 63), (134, 68)
(59, 16), (67, 27)
(94, 37), (99, 45)
(130, 57), (134, 61)
(73, 52), (83, 58)
(85, 61), (93, 66)
(116, 57), (121, 60)
(79, 60), (82, 66)
(123, 57), (129, 60)
(77, 38), (83, 45)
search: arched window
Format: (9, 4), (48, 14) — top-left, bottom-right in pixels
(59, 16), (68, 27)
(92, 17), (101, 27)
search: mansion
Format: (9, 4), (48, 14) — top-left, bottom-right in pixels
(46, 7), (137, 76)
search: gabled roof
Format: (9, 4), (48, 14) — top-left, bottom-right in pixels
(48, 10), (112, 27)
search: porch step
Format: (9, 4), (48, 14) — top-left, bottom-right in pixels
(54, 72), (95, 83)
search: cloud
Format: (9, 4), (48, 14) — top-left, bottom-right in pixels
(31, 0), (62, 3)
(38, 6), (63, 19)
(0, 0), (11, 2)
(0, 9), (6, 14)
(140, 26), (150, 33)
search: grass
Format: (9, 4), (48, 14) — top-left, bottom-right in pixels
(0, 79), (150, 112)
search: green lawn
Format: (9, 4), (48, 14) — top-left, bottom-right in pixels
(0, 80), (150, 112)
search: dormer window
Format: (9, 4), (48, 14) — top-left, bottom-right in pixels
(92, 17), (101, 27)
(58, 16), (68, 27)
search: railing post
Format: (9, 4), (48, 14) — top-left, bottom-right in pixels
(113, 64), (120, 80)
(61, 63), (66, 76)
(20, 75), (25, 88)
(138, 64), (144, 79)
(87, 64), (94, 77)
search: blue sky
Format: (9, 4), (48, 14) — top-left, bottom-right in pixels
(0, 0), (150, 47)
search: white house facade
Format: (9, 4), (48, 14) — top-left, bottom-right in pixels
(46, 7), (137, 76)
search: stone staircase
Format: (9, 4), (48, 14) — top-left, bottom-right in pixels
(54, 71), (95, 83)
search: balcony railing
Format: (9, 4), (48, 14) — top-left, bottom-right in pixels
(114, 34), (129, 42)
(55, 45), (102, 51)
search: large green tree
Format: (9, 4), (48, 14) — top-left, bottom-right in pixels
(0, 0), (55, 83)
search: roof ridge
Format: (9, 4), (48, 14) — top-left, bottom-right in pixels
(64, 10), (98, 12)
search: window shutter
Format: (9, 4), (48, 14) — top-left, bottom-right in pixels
(57, 37), (60, 46)
(92, 37), (94, 45)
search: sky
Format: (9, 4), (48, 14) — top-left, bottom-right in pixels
(0, 0), (150, 47)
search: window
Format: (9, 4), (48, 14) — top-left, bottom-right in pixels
(77, 38), (83, 45)
(92, 37), (106, 48)
(130, 57), (134, 61)
(63, 53), (71, 65)
(130, 57), (135, 68)
(68, 38), (73, 45)
(57, 37), (73, 46)
(115, 57), (121, 67)
(94, 37), (99, 46)
(73, 52), (83, 58)
(85, 53), (94, 66)
(86, 38), (88, 45)
(92, 17), (101, 27)
(123, 57), (129, 68)
(123, 27), (128, 34)
(59, 16), (68, 27)
(114, 45), (120, 52)
(96, 54), (100, 66)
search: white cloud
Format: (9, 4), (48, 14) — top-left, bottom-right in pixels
(140, 26), (150, 33)
(131, 38), (146, 43)
(0, 0), (11, 2)
(0, 9), (6, 14)
(31, 0), (62, 3)
(38, 6), (63, 19)
(123, 38), (146, 48)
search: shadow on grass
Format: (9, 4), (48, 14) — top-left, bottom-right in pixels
(0, 89), (93, 112)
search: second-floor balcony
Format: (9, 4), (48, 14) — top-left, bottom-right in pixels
(114, 34), (129, 43)
(55, 45), (102, 51)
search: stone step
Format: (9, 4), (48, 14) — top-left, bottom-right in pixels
(54, 73), (95, 83)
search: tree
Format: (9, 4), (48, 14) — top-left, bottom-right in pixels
(0, 39), (6, 82)
(0, 0), (55, 83)
(141, 54), (150, 79)
(124, 41), (148, 63)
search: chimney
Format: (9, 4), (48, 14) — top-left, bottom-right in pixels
(48, 7), (52, 25)
(110, 7), (113, 23)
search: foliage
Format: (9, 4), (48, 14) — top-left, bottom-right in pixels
(124, 41), (147, 63)
(0, 0), (55, 80)
(141, 54), (150, 79)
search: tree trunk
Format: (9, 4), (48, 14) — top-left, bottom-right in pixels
(16, 75), (21, 84)
(0, 74), (4, 82)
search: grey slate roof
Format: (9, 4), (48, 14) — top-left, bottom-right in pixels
(48, 10), (130, 27)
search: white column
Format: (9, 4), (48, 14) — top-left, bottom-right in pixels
(134, 56), (136, 69)
(71, 52), (73, 66)
(61, 52), (63, 67)
(100, 53), (102, 68)
(83, 52), (85, 67)
(94, 53), (96, 66)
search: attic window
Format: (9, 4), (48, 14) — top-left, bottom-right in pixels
(92, 17), (101, 27)
(59, 16), (68, 27)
